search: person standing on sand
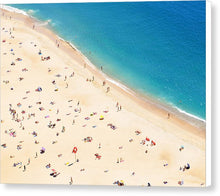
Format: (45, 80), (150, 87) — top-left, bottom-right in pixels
(167, 113), (170, 119)
(101, 66), (103, 71)
(27, 158), (30, 165)
(23, 165), (26, 172)
(106, 87), (110, 93)
(69, 177), (73, 185)
(70, 72), (74, 77)
(33, 24), (35, 29)
(72, 119), (75, 125)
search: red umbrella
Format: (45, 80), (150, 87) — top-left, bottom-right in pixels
(72, 147), (77, 154)
(72, 147), (78, 162)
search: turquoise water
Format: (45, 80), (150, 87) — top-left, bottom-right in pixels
(8, 1), (206, 120)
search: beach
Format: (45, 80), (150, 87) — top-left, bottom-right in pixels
(0, 8), (206, 186)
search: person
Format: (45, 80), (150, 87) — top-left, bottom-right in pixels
(185, 163), (190, 170)
(69, 177), (73, 185)
(72, 119), (75, 125)
(33, 24), (35, 29)
(101, 66), (103, 71)
(53, 172), (60, 177)
(178, 180), (184, 185)
(70, 72), (74, 77)
(167, 113), (170, 119)
(40, 147), (45, 154)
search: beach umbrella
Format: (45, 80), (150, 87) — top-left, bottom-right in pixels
(72, 147), (78, 162)
(72, 147), (77, 154)
(99, 115), (104, 120)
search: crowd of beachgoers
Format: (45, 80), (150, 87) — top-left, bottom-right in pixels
(0, 10), (205, 187)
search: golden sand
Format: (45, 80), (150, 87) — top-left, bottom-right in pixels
(0, 9), (205, 187)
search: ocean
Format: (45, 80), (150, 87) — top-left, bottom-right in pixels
(6, 1), (206, 120)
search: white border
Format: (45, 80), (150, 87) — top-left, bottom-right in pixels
(0, 0), (212, 189)
(206, 0), (211, 187)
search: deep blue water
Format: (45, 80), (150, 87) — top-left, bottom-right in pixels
(8, 1), (206, 120)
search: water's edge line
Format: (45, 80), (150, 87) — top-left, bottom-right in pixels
(1, 5), (206, 128)
(63, 37), (206, 125)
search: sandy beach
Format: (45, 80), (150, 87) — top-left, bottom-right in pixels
(0, 8), (206, 187)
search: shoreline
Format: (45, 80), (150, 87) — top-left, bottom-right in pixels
(0, 6), (206, 133)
